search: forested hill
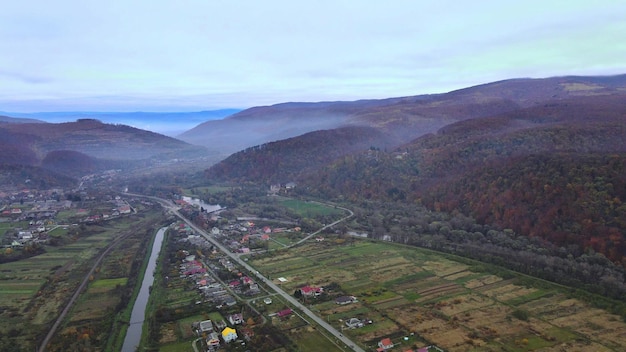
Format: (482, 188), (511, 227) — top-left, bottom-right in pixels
(0, 119), (206, 177)
(206, 126), (392, 184)
(303, 93), (626, 263)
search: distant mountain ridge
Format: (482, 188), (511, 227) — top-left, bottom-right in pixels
(184, 74), (626, 157)
(0, 118), (206, 177)
(0, 115), (44, 124)
(207, 74), (626, 183)
(1, 109), (241, 136)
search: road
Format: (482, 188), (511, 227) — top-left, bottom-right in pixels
(136, 194), (365, 352)
(290, 201), (354, 247)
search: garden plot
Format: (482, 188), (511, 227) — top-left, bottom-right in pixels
(443, 270), (474, 281)
(550, 305), (626, 348)
(422, 260), (469, 277)
(436, 293), (494, 316)
(415, 282), (465, 304)
(480, 282), (538, 302)
(249, 238), (626, 351)
(410, 312), (474, 351)
(463, 274), (503, 289)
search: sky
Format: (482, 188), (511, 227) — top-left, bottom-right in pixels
(1, 0), (626, 113)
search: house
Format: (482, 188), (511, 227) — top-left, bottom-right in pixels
(228, 313), (244, 325)
(242, 276), (254, 285)
(299, 285), (323, 297)
(224, 296), (237, 306)
(206, 332), (220, 347)
(345, 318), (363, 329)
(335, 296), (357, 305)
(221, 327), (238, 342)
(276, 308), (293, 318)
(198, 320), (214, 333)
(378, 338), (394, 351)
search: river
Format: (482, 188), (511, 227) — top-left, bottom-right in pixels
(121, 226), (166, 352)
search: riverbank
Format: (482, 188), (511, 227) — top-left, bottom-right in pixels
(105, 225), (162, 351)
(121, 226), (167, 352)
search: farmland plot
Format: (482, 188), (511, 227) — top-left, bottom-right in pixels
(249, 238), (626, 351)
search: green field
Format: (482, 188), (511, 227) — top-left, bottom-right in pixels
(91, 277), (128, 288)
(279, 199), (345, 218)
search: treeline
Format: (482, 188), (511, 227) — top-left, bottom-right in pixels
(301, 117), (626, 265)
(347, 200), (626, 307)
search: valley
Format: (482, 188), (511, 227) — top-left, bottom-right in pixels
(1, 74), (626, 351)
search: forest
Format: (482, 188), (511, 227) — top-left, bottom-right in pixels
(195, 94), (626, 307)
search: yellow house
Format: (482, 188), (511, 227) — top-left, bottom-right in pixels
(222, 327), (238, 343)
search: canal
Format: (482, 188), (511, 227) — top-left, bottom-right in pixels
(121, 226), (166, 352)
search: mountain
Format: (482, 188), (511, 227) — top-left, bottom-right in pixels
(2, 109), (241, 136)
(205, 74), (626, 263)
(186, 74), (626, 158)
(0, 118), (207, 177)
(0, 115), (44, 124)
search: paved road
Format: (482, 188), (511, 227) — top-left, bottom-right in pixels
(136, 194), (364, 352)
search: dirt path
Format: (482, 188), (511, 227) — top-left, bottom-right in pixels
(37, 229), (137, 352)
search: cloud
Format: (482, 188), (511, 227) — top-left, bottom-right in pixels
(1, 0), (625, 112)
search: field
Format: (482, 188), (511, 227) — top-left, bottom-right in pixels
(0, 209), (163, 351)
(279, 199), (345, 218)
(250, 239), (626, 351)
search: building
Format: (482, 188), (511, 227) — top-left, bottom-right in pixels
(378, 338), (394, 351)
(222, 327), (238, 343)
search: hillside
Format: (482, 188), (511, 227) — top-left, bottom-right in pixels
(204, 75), (626, 264)
(301, 93), (626, 263)
(186, 74), (626, 157)
(206, 126), (392, 184)
(0, 118), (206, 177)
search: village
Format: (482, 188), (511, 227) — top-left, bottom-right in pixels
(160, 197), (444, 352)
(0, 185), (138, 252)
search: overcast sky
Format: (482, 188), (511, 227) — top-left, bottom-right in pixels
(1, 0), (625, 112)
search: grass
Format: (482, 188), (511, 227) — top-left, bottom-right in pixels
(279, 199), (344, 218)
(295, 329), (345, 351)
(505, 289), (552, 306)
(160, 340), (197, 352)
(90, 277), (128, 288)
